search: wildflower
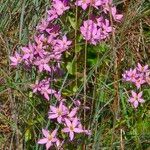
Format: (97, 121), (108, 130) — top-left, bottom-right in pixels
(48, 102), (68, 123)
(38, 129), (59, 150)
(62, 118), (83, 141)
(31, 80), (41, 93)
(137, 63), (149, 73)
(128, 91), (145, 108)
(133, 77), (145, 89)
(37, 19), (49, 32)
(67, 107), (78, 119)
(52, 0), (69, 16)
(146, 71), (150, 85)
(122, 68), (138, 82)
(47, 9), (58, 21)
(10, 52), (22, 66)
(56, 35), (72, 51)
(111, 6), (123, 22)
(22, 43), (34, 62)
(34, 57), (51, 72)
(40, 86), (56, 100)
(75, 0), (90, 10)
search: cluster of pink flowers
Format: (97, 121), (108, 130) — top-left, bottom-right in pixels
(10, 0), (92, 149)
(79, 0), (123, 44)
(122, 63), (150, 108)
(80, 17), (112, 45)
(38, 99), (91, 149)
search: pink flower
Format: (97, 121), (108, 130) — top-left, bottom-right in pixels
(22, 43), (34, 62)
(48, 102), (68, 123)
(133, 77), (146, 89)
(34, 57), (51, 72)
(10, 52), (22, 66)
(67, 107), (78, 119)
(111, 6), (123, 22)
(40, 86), (56, 100)
(31, 80), (41, 93)
(52, 0), (69, 16)
(38, 129), (59, 150)
(37, 19), (49, 32)
(62, 118), (83, 141)
(47, 9), (58, 21)
(137, 63), (149, 73)
(128, 91), (145, 108)
(56, 35), (72, 51)
(146, 71), (150, 85)
(75, 0), (90, 10)
(122, 68), (138, 82)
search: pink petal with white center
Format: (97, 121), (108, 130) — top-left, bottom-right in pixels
(42, 129), (49, 137)
(38, 138), (48, 144)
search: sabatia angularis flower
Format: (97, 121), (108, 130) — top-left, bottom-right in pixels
(62, 118), (83, 141)
(10, 52), (22, 66)
(133, 77), (145, 89)
(48, 102), (68, 123)
(38, 129), (60, 150)
(128, 91), (145, 108)
(34, 57), (51, 72)
(40, 86), (56, 100)
(137, 63), (149, 73)
(122, 68), (138, 82)
(75, 0), (90, 10)
(52, 0), (70, 16)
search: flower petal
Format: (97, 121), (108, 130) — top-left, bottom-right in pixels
(38, 138), (48, 144)
(46, 141), (52, 150)
(69, 131), (74, 141)
(133, 101), (139, 108)
(74, 128), (83, 133)
(42, 129), (49, 137)
(62, 128), (70, 133)
(65, 118), (71, 127)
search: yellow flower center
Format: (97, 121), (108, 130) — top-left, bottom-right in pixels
(70, 125), (74, 131)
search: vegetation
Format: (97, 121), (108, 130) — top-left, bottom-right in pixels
(0, 0), (150, 149)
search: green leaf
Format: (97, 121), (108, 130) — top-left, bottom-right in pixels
(68, 16), (76, 30)
(66, 62), (75, 75)
(25, 129), (32, 142)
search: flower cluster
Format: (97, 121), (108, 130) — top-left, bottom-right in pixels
(79, 0), (123, 44)
(10, 0), (91, 149)
(10, 0), (123, 149)
(122, 63), (150, 108)
(38, 99), (90, 149)
(80, 17), (112, 45)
